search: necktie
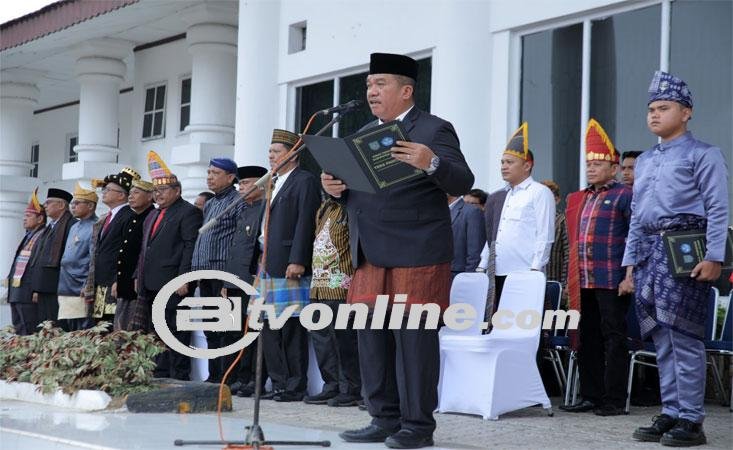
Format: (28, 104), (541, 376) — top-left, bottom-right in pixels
(101, 213), (112, 235)
(151, 208), (167, 236)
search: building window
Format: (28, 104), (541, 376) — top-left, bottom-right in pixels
(66, 133), (78, 163)
(288, 21), (307, 54)
(293, 57), (432, 175)
(180, 77), (191, 132)
(518, 1), (731, 192)
(142, 83), (166, 139)
(30, 143), (39, 177)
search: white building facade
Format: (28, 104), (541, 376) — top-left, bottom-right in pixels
(1, 0), (731, 301)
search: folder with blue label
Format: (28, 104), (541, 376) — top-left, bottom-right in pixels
(303, 120), (424, 194)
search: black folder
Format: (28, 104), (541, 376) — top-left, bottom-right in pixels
(302, 121), (424, 194)
(662, 227), (733, 277)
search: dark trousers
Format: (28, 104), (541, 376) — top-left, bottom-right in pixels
(37, 292), (59, 326)
(310, 301), (361, 396)
(358, 316), (439, 437)
(493, 275), (507, 311)
(200, 279), (242, 383)
(228, 288), (267, 387)
(152, 297), (192, 380)
(578, 288), (630, 407)
(10, 302), (39, 335)
(262, 316), (308, 393)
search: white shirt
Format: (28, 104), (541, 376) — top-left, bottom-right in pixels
(477, 242), (489, 271)
(377, 105), (414, 125)
(448, 197), (462, 211)
(106, 203), (127, 222)
(494, 176), (555, 274)
(259, 167), (295, 249)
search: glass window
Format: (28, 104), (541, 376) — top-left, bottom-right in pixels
(670, 0), (732, 171)
(590, 5), (661, 156)
(180, 77), (191, 132)
(142, 84), (166, 139)
(521, 24), (583, 200)
(30, 143), (39, 177)
(295, 79), (334, 175)
(67, 134), (78, 163)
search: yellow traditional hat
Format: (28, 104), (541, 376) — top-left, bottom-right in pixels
(72, 182), (98, 203)
(585, 118), (619, 163)
(271, 129), (300, 148)
(147, 150), (178, 186)
(503, 122), (532, 161)
(25, 187), (44, 215)
(131, 179), (154, 192)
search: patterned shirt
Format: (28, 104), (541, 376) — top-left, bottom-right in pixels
(546, 211), (569, 301)
(577, 180), (632, 289)
(192, 185), (245, 271)
(310, 200), (353, 301)
(622, 131), (729, 265)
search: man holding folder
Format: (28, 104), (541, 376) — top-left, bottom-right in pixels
(322, 52), (473, 449)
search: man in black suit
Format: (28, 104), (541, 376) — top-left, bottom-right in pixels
(259, 129), (321, 402)
(85, 167), (141, 325)
(134, 160), (202, 380)
(448, 194), (486, 277)
(6, 189), (46, 335)
(322, 53), (474, 449)
(29, 188), (75, 326)
(224, 165), (268, 397)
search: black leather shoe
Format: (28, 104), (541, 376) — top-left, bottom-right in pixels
(236, 382), (256, 398)
(660, 419), (706, 447)
(385, 429), (434, 449)
(339, 424), (397, 443)
(274, 391), (305, 402)
(357, 400), (367, 411)
(559, 400), (596, 412)
(593, 404), (626, 416)
(633, 414), (678, 442)
(327, 393), (362, 407)
(260, 389), (283, 400)
(304, 390), (338, 405)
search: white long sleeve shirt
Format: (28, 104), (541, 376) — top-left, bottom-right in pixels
(494, 176), (555, 274)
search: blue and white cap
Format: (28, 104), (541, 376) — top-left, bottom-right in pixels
(648, 70), (693, 108)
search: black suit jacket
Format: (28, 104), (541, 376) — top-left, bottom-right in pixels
(94, 205), (153, 300)
(225, 199), (264, 286)
(138, 198), (202, 293)
(28, 210), (75, 294)
(263, 168), (321, 278)
(450, 198), (486, 272)
(6, 228), (44, 304)
(343, 107), (474, 268)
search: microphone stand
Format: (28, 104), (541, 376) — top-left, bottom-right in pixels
(175, 112), (347, 449)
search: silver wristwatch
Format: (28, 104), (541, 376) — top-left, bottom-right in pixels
(425, 155), (440, 175)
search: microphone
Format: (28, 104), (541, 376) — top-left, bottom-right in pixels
(319, 99), (363, 115)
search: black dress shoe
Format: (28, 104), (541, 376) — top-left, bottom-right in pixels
(236, 382), (256, 398)
(559, 400), (596, 412)
(357, 400), (367, 411)
(593, 404), (626, 416)
(260, 389), (283, 400)
(339, 424), (398, 443)
(327, 393), (362, 407)
(660, 419), (706, 447)
(385, 429), (434, 449)
(274, 391), (305, 402)
(304, 390), (338, 405)
(633, 414), (678, 442)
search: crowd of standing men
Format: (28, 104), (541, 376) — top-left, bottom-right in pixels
(5, 52), (728, 449)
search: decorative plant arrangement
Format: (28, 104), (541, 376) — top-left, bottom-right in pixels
(0, 322), (165, 397)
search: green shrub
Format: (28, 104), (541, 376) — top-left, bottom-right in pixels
(0, 321), (165, 397)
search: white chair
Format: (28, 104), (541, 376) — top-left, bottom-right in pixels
(442, 272), (490, 336)
(437, 271), (552, 420)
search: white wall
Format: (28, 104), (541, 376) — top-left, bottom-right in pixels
(129, 39), (192, 178)
(33, 104), (79, 184)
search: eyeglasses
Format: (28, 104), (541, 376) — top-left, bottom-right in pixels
(102, 187), (125, 194)
(153, 186), (173, 194)
(70, 200), (93, 206)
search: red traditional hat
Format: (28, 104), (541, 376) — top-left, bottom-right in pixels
(585, 119), (619, 163)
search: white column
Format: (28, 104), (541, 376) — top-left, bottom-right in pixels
(63, 38), (132, 180)
(171, 3), (239, 201)
(234, 0), (280, 167)
(0, 70), (42, 300)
